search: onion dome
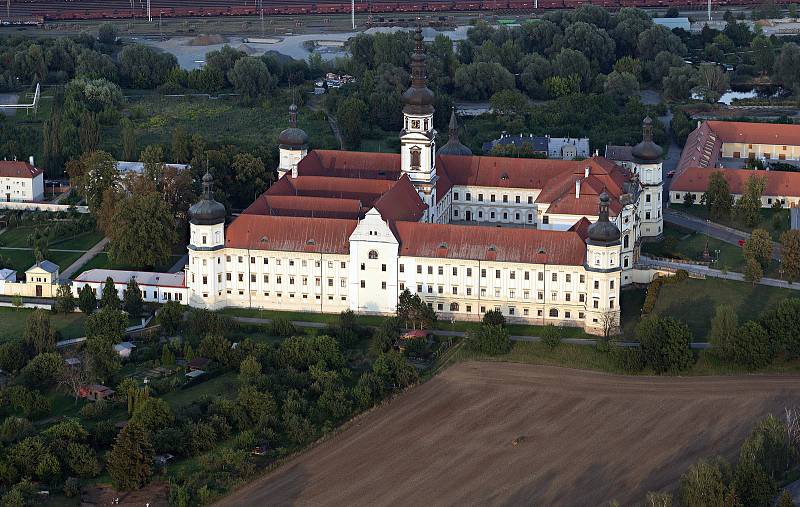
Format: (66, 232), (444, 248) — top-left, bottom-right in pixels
(401, 25), (435, 115)
(437, 109), (472, 156)
(631, 116), (662, 162)
(189, 170), (226, 226)
(278, 103), (309, 148)
(587, 191), (621, 245)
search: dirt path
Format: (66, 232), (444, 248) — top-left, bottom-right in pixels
(217, 362), (800, 506)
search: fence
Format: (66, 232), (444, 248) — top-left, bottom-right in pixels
(0, 202), (89, 213)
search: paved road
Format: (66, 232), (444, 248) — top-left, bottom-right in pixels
(231, 316), (711, 349)
(641, 255), (797, 290)
(664, 209), (781, 260)
(60, 237), (109, 280)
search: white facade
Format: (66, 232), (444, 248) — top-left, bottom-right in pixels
(401, 111), (437, 219)
(0, 172), (43, 202)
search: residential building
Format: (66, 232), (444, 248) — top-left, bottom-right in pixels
(670, 167), (800, 208)
(0, 158), (44, 202)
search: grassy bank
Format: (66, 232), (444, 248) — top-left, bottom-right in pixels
(0, 307), (86, 342)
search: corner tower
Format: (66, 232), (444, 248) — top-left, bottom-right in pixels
(631, 116), (663, 240)
(400, 25), (437, 218)
(437, 109), (472, 157)
(585, 191), (622, 335)
(186, 170), (227, 309)
(277, 103), (309, 179)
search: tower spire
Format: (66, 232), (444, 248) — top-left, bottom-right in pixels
(410, 24), (427, 88)
(289, 102), (298, 128)
(642, 116), (653, 143)
(202, 169), (214, 200)
(448, 108), (459, 140)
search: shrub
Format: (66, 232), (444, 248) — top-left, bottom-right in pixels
(271, 318), (296, 338)
(482, 309), (506, 327)
(540, 325), (561, 349)
(610, 344), (644, 373)
(79, 400), (109, 420)
(637, 315), (695, 374)
(465, 324), (511, 356)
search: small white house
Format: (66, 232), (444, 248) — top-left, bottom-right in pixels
(0, 158), (44, 202)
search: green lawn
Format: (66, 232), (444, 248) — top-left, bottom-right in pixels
(73, 252), (184, 277)
(0, 307), (86, 342)
(160, 372), (237, 409)
(620, 288), (646, 337)
(0, 247), (86, 273)
(0, 226), (37, 248)
(51, 230), (105, 250)
(671, 203), (790, 241)
(650, 278), (796, 341)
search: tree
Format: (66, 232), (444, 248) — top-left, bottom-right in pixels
(637, 316), (695, 373)
(123, 278), (143, 319)
(678, 457), (731, 507)
(118, 44), (177, 89)
(761, 298), (800, 357)
(562, 21), (616, 71)
(121, 118), (137, 161)
(108, 188), (178, 269)
(637, 25), (687, 60)
(730, 321), (773, 369)
(97, 22), (118, 44)
(65, 150), (119, 213)
(465, 324), (511, 355)
(78, 283), (97, 315)
(167, 126), (189, 164)
(232, 153), (270, 201)
(76, 50), (118, 82)
(229, 57), (273, 102)
(58, 354), (90, 403)
(541, 325), (561, 349)
(694, 63), (730, 103)
(489, 89), (529, 118)
(66, 442), (100, 478)
(604, 70), (639, 104)
(662, 66), (696, 101)
(20, 352), (63, 387)
(79, 111), (99, 154)
(24, 309), (55, 355)
(54, 283), (75, 314)
(239, 355), (262, 385)
(736, 174), (767, 227)
(454, 61), (515, 100)
(744, 229), (773, 269)
(337, 97), (368, 150)
(751, 35), (775, 76)
(482, 309), (506, 327)
(745, 256), (764, 285)
(140, 144), (165, 184)
(778, 490), (795, 507)
(704, 171), (734, 220)
(157, 300), (184, 335)
(709, 305), (738, 359)
(107, 422), (154, 491)
(99, 277), (120, 310)
(781, 230), (800, 282)
(553, 48), (592, 91)
(130, 398), (174, 434)
(734, 415), (791, 505)
(85, 307), (127, 343)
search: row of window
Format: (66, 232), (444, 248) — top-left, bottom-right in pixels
(402, 265), (596, 284)
(195, 272), (349, 289)
(452, 208), (535, 223)
(453, 191), (534, 204)
(430, 301), (586, 320)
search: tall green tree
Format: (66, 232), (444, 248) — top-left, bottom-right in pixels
(678, 457), (731, 507)
(24, 309), (55, 355)
(123, 278), (143, 319)
(337, 97), (368, 150)
(171, 125), (189, 163)
(78, 284), (97, 315)
(780, 229), (800, 282)
(54, 283), (76, 314)
(731, 321), (773, 369)
(79, 111), (99, 154)
(704, 170), (734, 220)
(106, 422), (154, 491)
(709, 305), (737, 360)
(744, 229), (773, 269)
(745, 256), (764, 285)
(107, 188), (178, 269)
(229, 57), (273, 102)
(65, 150), (119, 213)
(636, 315), (695, 373)
(121, 118), (137, 161)
(736, 174), (767, 227)
(100, 277), (120, 310)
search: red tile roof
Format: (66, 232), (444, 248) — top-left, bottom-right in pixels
(437, 154), (584, 189)
(225, 215), (357, 254)
(297, 150), (401, 180)
(373, 174), (428, 222)
(263, 195), (364, 219)
(393, 221), (587, 266)
(671, 167), (800, 196)
(706, 120), (800, 147)
(0, 161), (42, 178)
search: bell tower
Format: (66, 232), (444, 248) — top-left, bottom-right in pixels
(400, 25), (437, 220)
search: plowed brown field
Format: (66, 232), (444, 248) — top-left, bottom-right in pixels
(217, 362), (800, 506)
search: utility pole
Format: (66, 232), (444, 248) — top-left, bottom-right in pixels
(708, 0), (711, 22)
(259, 0), (264, 35)
(351, 0), (355, 30)
(147, 0), (151, 22)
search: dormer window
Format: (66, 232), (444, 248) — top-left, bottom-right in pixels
(368, 250), (378, 259)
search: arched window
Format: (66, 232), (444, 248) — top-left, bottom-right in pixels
(623, 234), (629, 248)
(450, 302), (459, 312)
(410, 148), (421, 170)
(549, 308), (559, 318)
(368, 250), (378, 260)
